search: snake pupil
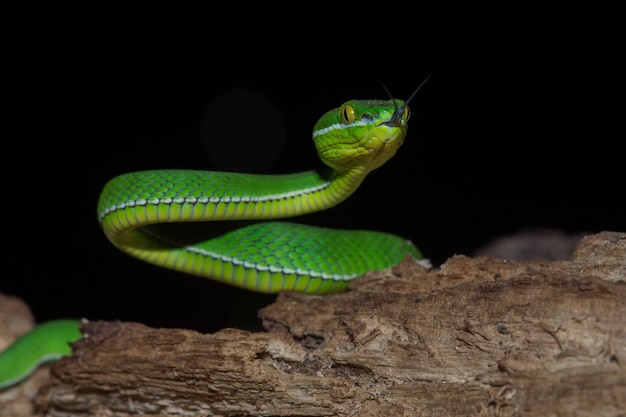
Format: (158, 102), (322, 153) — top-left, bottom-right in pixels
(340, 104), (355, 124)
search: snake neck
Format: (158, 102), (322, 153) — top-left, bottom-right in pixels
(291, 165), (369, 216)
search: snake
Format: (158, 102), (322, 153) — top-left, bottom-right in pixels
(0, 76), (430, 390)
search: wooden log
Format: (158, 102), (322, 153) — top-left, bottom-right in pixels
(2, 231), (625, 416)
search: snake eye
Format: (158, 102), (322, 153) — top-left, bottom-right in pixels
(403, 106), (411, 122)
(339, 104), (356, 124)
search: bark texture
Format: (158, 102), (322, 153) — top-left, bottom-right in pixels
(2, 231), (625, 416)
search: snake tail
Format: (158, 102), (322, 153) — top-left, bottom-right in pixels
(0, 319), (82, 390)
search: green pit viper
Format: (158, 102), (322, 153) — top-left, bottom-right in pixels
(0, 76), (430, 389)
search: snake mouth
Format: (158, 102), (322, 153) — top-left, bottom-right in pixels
(363, 124), (406, 167)
(374, 123), (407, 145)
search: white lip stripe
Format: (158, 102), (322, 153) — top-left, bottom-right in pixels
(312, 120), (371, 139)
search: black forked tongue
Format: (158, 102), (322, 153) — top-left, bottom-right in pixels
(381, 72), (433, 127)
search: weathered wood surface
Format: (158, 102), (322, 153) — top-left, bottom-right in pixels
(1, 231), (625, 416)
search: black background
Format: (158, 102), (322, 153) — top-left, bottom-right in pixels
(6, 5), (623, 332)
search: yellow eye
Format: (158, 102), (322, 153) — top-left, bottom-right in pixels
(403, 106), (411, 122)
(339, 104), (355, 124)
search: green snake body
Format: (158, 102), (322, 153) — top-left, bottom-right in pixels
(97, 98), (422, 293)
(98, 169), (419, 294)
(1, 90), (426, 389)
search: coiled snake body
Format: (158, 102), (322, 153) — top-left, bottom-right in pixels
(0, 81), (430, 389)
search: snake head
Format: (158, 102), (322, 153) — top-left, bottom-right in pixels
(312, 99), (410, 173)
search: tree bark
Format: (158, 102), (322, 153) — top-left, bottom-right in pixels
(2, 231), (625, 416)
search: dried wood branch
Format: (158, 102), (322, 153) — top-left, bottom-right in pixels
(2, 231), (625, 417)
